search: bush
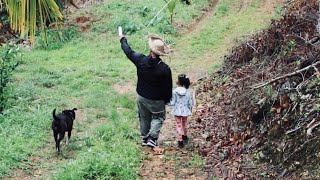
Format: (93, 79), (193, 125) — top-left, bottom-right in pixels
(156, 18), (176, 35)
(0, 43), (22, 112)
(114, 17), (143, 35)
(36, 26), (80, 50)
(137, 6), (152, 17)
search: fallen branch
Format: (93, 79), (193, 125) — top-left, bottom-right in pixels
(195, 76), (208, 82)
(312, 65), (320, 77)
(285, 126), (301, 135)
(246, 43), (259, 53)
(283, 137), (317, 162)
(307, 118), (316, 128)
(307, 121), (320, 136)
(251, 61), (320, 89)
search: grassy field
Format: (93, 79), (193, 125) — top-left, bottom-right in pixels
(0, 0), (283, 179)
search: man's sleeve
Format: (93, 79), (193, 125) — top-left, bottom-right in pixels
(120, 37), (144, 65)
(164, 66), (173, 104)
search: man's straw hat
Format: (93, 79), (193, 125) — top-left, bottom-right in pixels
(148, 34), (171, 56)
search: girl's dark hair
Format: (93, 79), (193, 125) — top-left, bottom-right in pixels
(178, 74), (190, 89)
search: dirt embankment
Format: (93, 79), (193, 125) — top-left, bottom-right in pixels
(0, 11), (18, 44)
(192, 0), (320, 179)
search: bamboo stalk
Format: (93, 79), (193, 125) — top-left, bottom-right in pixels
(0, 0), (63, 42)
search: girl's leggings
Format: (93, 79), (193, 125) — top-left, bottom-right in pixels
(175, 116), (188, 141)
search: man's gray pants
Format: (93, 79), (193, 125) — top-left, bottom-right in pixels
(137, 94), (165, 140)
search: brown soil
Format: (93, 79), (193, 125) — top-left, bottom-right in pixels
(177, 0), (219, 35)
(112, 83), (136, 95)
(0, 18), (18, 44)
(139, 111), (208, 180)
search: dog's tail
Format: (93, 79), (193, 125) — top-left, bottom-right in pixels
(72, 108), (77, 111)
(52, 109), (59, 121)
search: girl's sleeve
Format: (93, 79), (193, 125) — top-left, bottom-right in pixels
(169, 91), (176, 106)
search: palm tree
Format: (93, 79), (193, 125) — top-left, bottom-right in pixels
(0, 0), (63, 43)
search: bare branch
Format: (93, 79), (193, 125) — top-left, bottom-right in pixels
(251, 61), (320, 89)
(246, 43), (259, 53)
(307, 120), (320, 136)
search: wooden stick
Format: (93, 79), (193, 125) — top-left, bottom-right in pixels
(251, 61), (320, 89)
(307, 118), (316, 128)
(246, 43), (259, 53)
(195, 76), (207, 82)
(313, 65), (319, 72)
(307, 121), (320, 136)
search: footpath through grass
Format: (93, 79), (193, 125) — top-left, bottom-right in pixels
(0, 0), (283, 179)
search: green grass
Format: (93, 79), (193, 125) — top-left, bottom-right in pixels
(188, 153), (205, 167)
(0, 0), (284, 178)
(171, 0), (282, 76)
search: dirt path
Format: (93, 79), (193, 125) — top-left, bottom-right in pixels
(139, 111), (208, 180)
(181, 0), (219, 35)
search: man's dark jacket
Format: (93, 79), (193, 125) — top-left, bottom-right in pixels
(120, 37), (172, 103)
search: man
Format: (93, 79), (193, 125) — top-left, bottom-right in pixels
(119, 28), (172, 147)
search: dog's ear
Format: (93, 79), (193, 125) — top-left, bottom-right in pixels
(71, 108), (77, 120)
(63, 109), (76, 120)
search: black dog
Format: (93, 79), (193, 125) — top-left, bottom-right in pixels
(52, 108), (77, 152)
(180, 0), (191, 5)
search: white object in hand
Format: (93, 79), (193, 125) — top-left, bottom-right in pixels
(118, 26), (123, 36)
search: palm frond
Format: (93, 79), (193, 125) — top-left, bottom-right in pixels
(0, 0), (63, 43)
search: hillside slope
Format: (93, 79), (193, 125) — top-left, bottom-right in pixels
(193, 0), (320, 178)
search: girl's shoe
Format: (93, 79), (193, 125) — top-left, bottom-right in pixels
(178, 141), (184, 148)
(182, 135), (189, 144)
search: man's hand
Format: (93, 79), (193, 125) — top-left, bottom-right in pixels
(118, 26), (124, 39)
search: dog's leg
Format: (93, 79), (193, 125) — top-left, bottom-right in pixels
(67, 130), (72, 145)
(57, 133), (65, 152)
(66, 136), (69, 145)
(53, 131), (59, 152)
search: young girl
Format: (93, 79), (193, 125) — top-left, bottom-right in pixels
(170, 74), (193, 148)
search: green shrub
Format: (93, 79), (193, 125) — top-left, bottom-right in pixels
(157, 19), (176, 35)
(114, 17), (143, 35)
(36, 26), (80, 50)
(137, 6), (152, 17)
(0, 43), (22, 112)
